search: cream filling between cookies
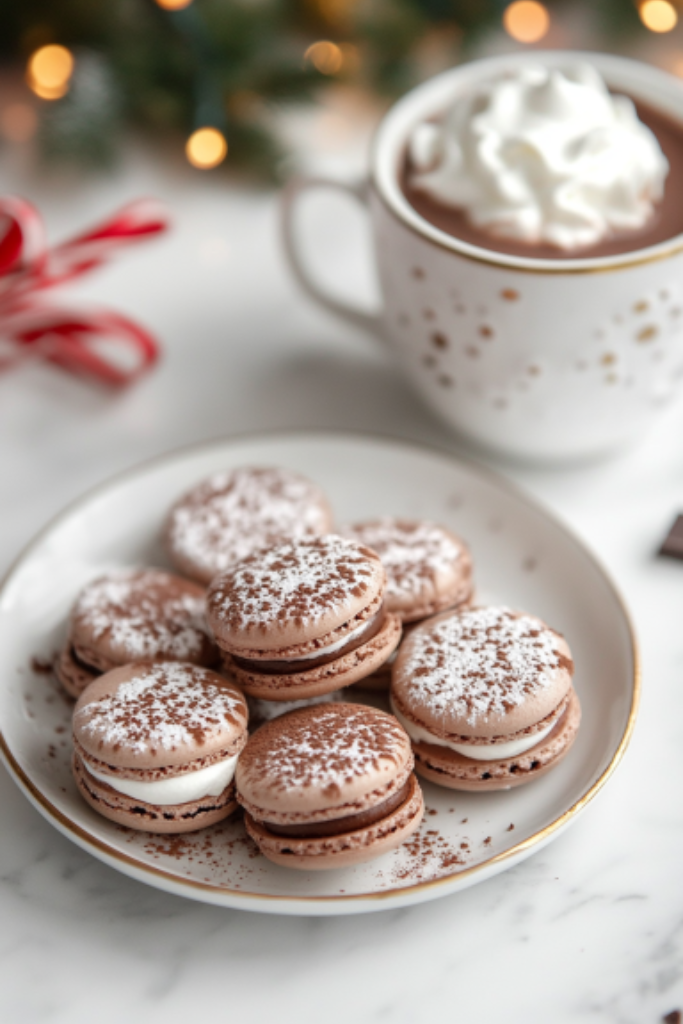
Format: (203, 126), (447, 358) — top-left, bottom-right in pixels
(83, 754), (239, 806)
(287, 616), (375, 661)
(390, 701), (556, 761)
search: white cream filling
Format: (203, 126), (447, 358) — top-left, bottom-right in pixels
(83, 753), (239, 806)
(391, 699), (556, 761)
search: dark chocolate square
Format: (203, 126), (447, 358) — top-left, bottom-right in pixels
(659, 515), (683, 560)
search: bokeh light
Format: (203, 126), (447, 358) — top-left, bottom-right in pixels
(639, 0), (678, 32)
(26, 45), (74, 100)
(155, 0), (194, 9)
(503, 1), (550, 43)
(305, 41), (344, 75)
(185, 127), (227, 169)
(0, 104), (38, 143)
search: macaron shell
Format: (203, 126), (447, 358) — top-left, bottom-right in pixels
(236, 702), (414, 818)
(54, 645), (98, 699)
(68, 569), (217, 670)
(73, 753), (238, 833)
(206, 536), (386, 654)
(165, 466), (334, 585)
(73, 662), (248, 769)
(343, 519), (474, 623)
(224, 611), (401, 701)
(412, 686), (581, 792)
(243, 773), (424, 870)
(392, 607), (574, 738)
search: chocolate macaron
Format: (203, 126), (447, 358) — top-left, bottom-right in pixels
(72, 661), (248, 832)
(342, 517), (473, 688)
(391, 606), (580, 791)
(55, 568), (218, 699)
(236, 703), (424, 869)
(207, 535), (402, 700)
(165, 466), (333, 585)
(343, 518), (473, 622)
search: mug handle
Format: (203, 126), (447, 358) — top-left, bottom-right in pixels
(281, 174), (382, 336)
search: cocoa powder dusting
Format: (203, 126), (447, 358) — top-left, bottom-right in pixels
(30, 656), (55, 675)
(75, 663), (246, 755)
(390, 820), (468, 883)
(167, 467), (330, 579)
(342, 518), (469, 606)
(238, 704), (408, 795)
(70, 569), (214, 664)
(397, 607), (571, 726)
(208, 536), (380, 635)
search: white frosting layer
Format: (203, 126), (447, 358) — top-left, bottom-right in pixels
(83, 753), (239, 806)
(408, 63), (669, 251)
(390, 699), (555, 761)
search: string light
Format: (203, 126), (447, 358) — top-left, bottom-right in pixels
(305, 41), (344, 75)
(155, 0), (194, 9)
(185, 127), (227, 169)
(313, 0), (360, 29)
(639, 0), (678, 32)
(26, 45), (74, 100)
(502, 1), (550, 43)
(0, 104), (38, 143)
(338, 43), (360, 75)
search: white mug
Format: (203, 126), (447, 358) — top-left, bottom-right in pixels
(282, 52), (683, 462)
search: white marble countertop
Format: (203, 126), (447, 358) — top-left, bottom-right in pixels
(1, 139), (682, 1024)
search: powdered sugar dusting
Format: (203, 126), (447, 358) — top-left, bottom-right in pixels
(399, 607), (569, 726)
(240, 704), (408, 794)
(72, 569), (212, 662)
(343, 518), (468, 604)
(167, 467), (331, 581)
(75, 664), (246, 755)
(208, 536), (380, 634)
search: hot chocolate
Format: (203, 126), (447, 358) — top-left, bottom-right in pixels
(401, 66), (683, 260)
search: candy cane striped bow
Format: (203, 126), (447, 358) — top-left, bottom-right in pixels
(0, 196), (169, 387)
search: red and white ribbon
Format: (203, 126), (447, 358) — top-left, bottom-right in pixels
(0, 197), (169, 386)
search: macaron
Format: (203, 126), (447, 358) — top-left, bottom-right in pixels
(236, 703), (424, 869)
(342, 517), (473, 622)
(165, 466), (333, 585)
(342, 517), (473, 688)
(391, 606), (580, 791)
(207, 535), (402, 701)
(72, 661), (248, 833)
(55, 568), (219, 699)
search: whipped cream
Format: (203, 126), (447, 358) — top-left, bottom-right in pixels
(408, 63), (669, 251)
(390, 700), (555, 761)
(83, 753), (239, 806)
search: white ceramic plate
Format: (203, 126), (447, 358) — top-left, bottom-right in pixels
(0, 432), (638, 916)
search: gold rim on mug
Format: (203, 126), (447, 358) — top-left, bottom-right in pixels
(0, 429), (641, 908)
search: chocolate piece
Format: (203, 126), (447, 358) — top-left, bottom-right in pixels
(659, 515), (683, 560)
(663, 1012), (681, 1024)
(231, 605), (386, 676)
(262, 778), (412, 838)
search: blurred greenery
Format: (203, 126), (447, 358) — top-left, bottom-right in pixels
(1, 0), (651, 178)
